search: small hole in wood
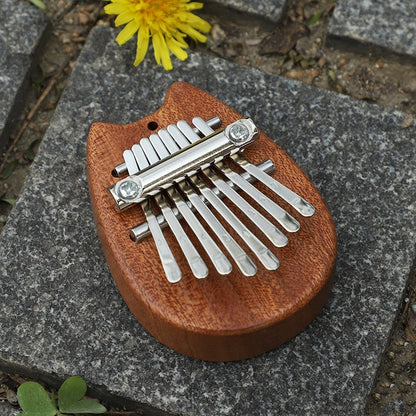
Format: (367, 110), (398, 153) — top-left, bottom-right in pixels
(147, 121), (158, 131)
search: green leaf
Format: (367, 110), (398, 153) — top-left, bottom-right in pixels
(17, 382), (57, 416)
(27, 139), (41, 161)
(328, 69), (336, 82)
(58, 376), (106, 414)
(61, 399), (107, 414)
(1, 159), (17, 179)
(1, 198), (16, 206)
(29, 0), (46, 10)
(308, 11), (322, 25)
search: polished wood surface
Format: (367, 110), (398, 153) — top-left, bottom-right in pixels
(87, 82), (337, 361)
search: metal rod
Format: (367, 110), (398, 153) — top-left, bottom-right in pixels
(112, 116), (222, 177)
(130, 159), (275, 242)
(231, 154), (316, 217)
(109, 119), (258, 210)
(141, 199), (182, 283)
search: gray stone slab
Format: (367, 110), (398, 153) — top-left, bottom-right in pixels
(1, 25), (416, 416)
(328, 0), (416, 60)
(0, 0), (48, 147)
(0, 404), (18, 416)
(205, 0), (286, 24)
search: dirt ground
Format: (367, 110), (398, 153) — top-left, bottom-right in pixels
(1, 0), (416, 414)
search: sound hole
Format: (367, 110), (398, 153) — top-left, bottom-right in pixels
(147, 121), (158, 131)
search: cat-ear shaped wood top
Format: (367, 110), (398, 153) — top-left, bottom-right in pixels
(87, 82), (337, 361)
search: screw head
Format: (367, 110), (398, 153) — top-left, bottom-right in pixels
(228, 123), (250, 143)
(117, 180), (140, 199)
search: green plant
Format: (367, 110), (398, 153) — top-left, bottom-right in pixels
(17, 376), (107, 416)
(1, 159), (17, 179)
(28, 0), (46, 10)
(308, 11), (322, 26)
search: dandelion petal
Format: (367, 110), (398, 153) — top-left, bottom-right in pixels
(134, 26), (150, 66)
(105, 0), (211, 70)
(116, 19), (140, 45)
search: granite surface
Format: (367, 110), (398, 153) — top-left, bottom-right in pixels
(328, 0), (416, 59)
(0, 0), (48, 147)
(0, 404), (18, 416)
(1, 25), (416, 415)
(205, 0), (287, 23)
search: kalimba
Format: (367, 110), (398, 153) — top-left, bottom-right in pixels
(87, 82), (337, 361)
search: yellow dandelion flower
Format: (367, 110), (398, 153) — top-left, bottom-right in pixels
(104, 0), (211, 71)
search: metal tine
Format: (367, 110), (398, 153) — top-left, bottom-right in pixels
(180, 177), (257, 276)
(216, 161), (300, 232)
(183, 118), (286, 247)
(133, 137), (184, 220)
(167, 123), (191, 148)
(149, 133), (170, 159)
(122, 153), (179, 282)
(114, 117), (222, 177)
(165, 186), (232, 275)
(177, 120), (279, 270)
(159, 128), (183, 154)
(129, 115), (275, 242)
(123, 149), (139, 175)
(159, 128), (254, 276)
(142, 199), (182, 283)
(124, 139), (182, 283)
(139, 135), (209, 279)
(177, 120), (200, 144)
(130, 159), (275, 242)
(230, 153), (316, 217)
(191, 173), (279, 271)
(202, 167), (288, 247)
(140, 137), (159, 164)
(156, 131), (232, 275)
(132, 144), (149, 170)
(154, 192), (208, 279)
(134, 122), (258, 275)
(193, 117), (300, 233)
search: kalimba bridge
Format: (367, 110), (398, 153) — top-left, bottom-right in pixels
(107, 115), (315, 283)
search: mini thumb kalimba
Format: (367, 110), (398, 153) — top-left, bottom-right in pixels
(87, 82), (337, 361)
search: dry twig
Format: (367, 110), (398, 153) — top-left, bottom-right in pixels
(0, 59), (70, 176)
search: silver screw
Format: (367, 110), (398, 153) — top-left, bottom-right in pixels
(118, 180), (140, 199)
(228, 122), (250, 143)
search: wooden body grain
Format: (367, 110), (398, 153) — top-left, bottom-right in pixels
(87, 82), (337, 361)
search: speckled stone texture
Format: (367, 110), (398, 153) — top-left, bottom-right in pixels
(0, 0), (48, 147)
(0, 404), (18, 416)
(328, 0), (416, 59)
(205, 0), (286, 23)
(1, 26), (416, 415)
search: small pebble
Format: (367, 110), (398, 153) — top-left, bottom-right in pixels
(78, 13), (90, 25)
(6, 389), (17, 405)
(318, 57), (326, 68)
(401, 114), (414, 129)
(245, 38), (262, 46)
(211, 23), (226, 44)
(338, 58), (347, 68)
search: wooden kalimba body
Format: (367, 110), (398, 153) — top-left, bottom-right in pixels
(87, 82), (337, 361)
